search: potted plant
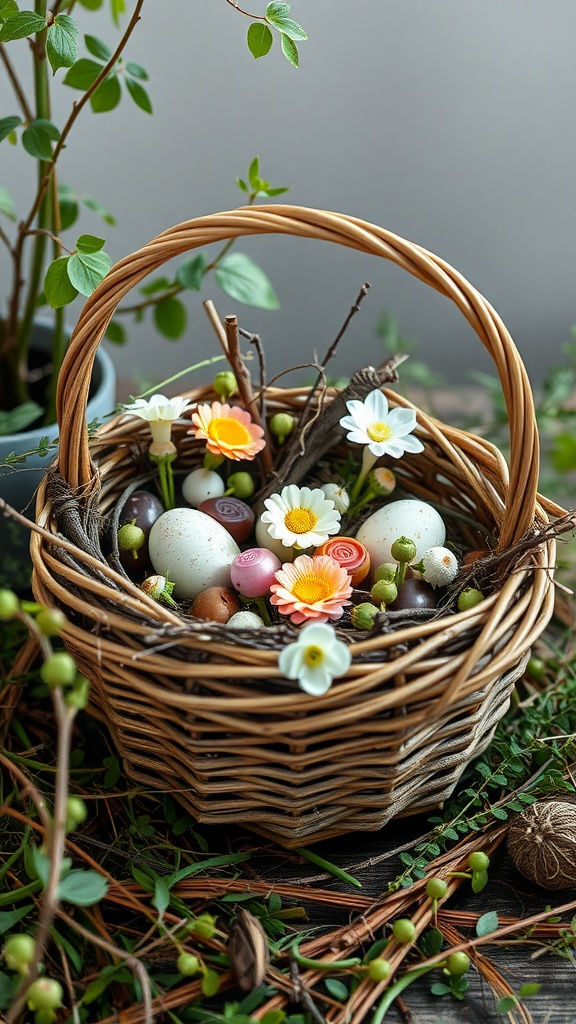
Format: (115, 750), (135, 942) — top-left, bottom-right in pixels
(0, 1), (306, 586)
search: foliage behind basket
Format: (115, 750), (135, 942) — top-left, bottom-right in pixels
(31, 206), (564, 846)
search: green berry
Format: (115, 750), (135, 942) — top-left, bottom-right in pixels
(213, 371), (238, 401)
(457, 587), (485, 612)
(446, 952), (470, 977)
(351, 602), (380, 629)
(226, 472), (255, 500)
(117, 523), (146, 556)
(65, 796), (88, 832)
(374, 563), (397, 584)
(65, 674), (90, 710)
(269, 412), (296, 445)
(27, 978), (63, 1012)
(370, 580), (398, 606)
(467, 851), (490, 872)
(188, 913), (217, 939)
(35, 607), (67, 637)
(425, 877), (448, 901)
(3, 933), (36, 972)
(390, 537), (417, 563)
(0, 589), (19, 621)
(34, 1010), (56, 1024)
(177, 952), (201, 976)
(367, 958), (392, 982)
(40, 651), (77, 688)
(527, 656), (545, 681)
(392, 918), (416, 944)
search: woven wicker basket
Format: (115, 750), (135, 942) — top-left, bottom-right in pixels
(31, 206), (564, 846)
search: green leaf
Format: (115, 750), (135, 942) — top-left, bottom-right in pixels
(497, 996), (518, 1013)
(22, 118), (60, 159)
(280, 33), (298, 67)
(82, 964), (131, 1005)
(110, 0), (125, 27)
(50, 926), (83, 972)
(518, 983), (541, 997)
(58, 185), (79, 229)
(0, 115), (22, 144)
(419, 927), (444, 957)
(0, 1), (19, 18)
(324, 979), (348, 1001)
(268, 892), (282, 914)
(430, 982), (451, 996)
(0, 185), (15, 219)
(216, 252), (279, 310)
(0, 971), (18, 1012)
(77, 0), (104, 9)
(67, 249), (111, 295)
(82, 194), (115, 224)
(247, 22), (273, 59)
(125, 61), (148, 80)
(90, 73), (121, 113)
(266, 3), (290, 18)
(261, 186), (290, 197)
(165, 852), (251, 887)
(58, 868), (108, 906)
(551, 431), (576, 472)
(176, 252), (207, 291)
(153, 296), (186, 339)
(236, 177), (249, 193)
(0, 10), (45, 41)
(471, 868), (489, 893)
(76, 233), (106, 254)
(248, 156), (260, 189)
(84, 33), (112, 61)
(105, 320), (126, 344)
(201, 968), (221, 998)
(47, 15), (78, 73)
(267, 16), (307, 41)
(64, 56), (103, 90)
(102, 754), (120, 788)
(490, 806), (508, 820)
(44, 256), (79, 308)
(0, 905), (34, 934)
(153, 877), (171, 920)
(476, 910), (498, 937)
(125, 76), (152, 114)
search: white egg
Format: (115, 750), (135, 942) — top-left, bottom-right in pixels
(227, 610), (265, 629)
(255, 516), (296, 563)
(356, 499), (446, 576)
(149, 508), (240, 600)
(181, 468), (225, 507)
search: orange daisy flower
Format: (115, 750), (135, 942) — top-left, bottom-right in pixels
(190, 402), (266, 462)
(270, 554), (353, 625)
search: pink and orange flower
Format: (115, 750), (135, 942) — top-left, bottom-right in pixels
(270, 554), (353, 625)
(190, 402), (266, 462)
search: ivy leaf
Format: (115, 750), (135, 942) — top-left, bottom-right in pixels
(215, 252), (279, 310)
(0, 115), (22, 144)
(154, 297), (187, 339)
(176, 253), (206, 291)
(76, 233), (106, 254)
(125, 76), (152, 114)
(0, 185), (15, 219)
(126, 61), (148, 80)
(247, 22), (273, 59)
(44, 256), (79, 308)
(22, 118), (60, 159)
(64, 56), (104, 90)
(280, 33), (298, 68)
(58, 869), (108, 906)
(90, 73), (121, 113)
(476, 910), (498, 937)
(84, 33), (112, 62)
(47, 14), (79, 74)
(67, 249), (111, 295)
(0, 10), (45, 41)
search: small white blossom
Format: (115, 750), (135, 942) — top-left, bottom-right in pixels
(278, 622), (352, 695)
(339, 390), (424, 459)
(123, 393), (193, 445)
(261, 485), (341, 550)
(420, 546), (459, 587)
(320, 483), (350, 514)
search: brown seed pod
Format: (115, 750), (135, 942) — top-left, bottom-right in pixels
(227, 908), (270, 992)
(507, 797), (576, 890)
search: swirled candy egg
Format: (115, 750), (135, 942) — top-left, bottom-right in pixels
(149, 508), (240, 600)
(356, 499), (446, 576)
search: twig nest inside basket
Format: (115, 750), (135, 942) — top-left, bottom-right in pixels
(507, 797), (576, 890)
(356, 499), (446, 579)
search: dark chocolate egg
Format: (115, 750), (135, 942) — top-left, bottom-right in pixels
(389, 578), (438, 611)
(199, 496), (255, 543)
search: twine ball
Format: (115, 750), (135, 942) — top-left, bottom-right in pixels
(507, 798), (576, 890)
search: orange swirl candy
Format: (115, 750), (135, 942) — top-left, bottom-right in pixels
(314, 537), (370, 587)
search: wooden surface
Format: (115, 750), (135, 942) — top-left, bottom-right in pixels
(216, 814), (576, 1024)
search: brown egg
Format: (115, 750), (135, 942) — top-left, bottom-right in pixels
(190, 587), (241, 623)
(388, 578), (438, 611)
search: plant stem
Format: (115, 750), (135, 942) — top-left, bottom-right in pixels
(372, 964), (433, 1024)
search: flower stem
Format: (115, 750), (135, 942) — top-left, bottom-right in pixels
(372, 964), (434, 1024)
(350, 447), (377, 502)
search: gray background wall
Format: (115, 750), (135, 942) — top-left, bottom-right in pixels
(3, 1), (576, 395)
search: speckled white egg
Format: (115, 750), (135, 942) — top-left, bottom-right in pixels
(356, 499), (446, 575)
(181, 468), (225, 507)
(227, 610), (265, 629)
(149, 508), (240, 600)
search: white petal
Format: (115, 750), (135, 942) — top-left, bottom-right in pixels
(299, 622), (337, 645)
(325, 641), (352, 677)
(396, 434), (425, 453)
(298, 665), (333, 696)
(278, 644), (304, 679)
(282, 485), (301, 509)
(386, 407), (418, 435)
(364, 389), (389, 421)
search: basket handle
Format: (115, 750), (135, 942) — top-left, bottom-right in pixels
(56, 204), (539, 550)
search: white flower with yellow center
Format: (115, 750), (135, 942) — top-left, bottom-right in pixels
(278, 622), (352, 695)
(261, 485), (341, 550)
(123, 393), (193, 445)
(339, 390), (424, 459)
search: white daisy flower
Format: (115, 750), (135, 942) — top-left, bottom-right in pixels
(123, 393), (193, 445)
(278, 622), (352, 696)
(339, 390), (424, 459)
(321, 483), (350, 514)
(261, 484), (341, 550)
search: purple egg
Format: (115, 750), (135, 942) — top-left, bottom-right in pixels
(231, 548), (282, 598)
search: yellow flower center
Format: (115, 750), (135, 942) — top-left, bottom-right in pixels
(292, 573), (332, 604)
(208, 417), (250, 447)
(284, 507), (318, 535)
(367, 421), (393, 443)
(304, 644), (324, 667)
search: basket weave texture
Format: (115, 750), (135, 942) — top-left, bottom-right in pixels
(32, 206), (562, 846)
